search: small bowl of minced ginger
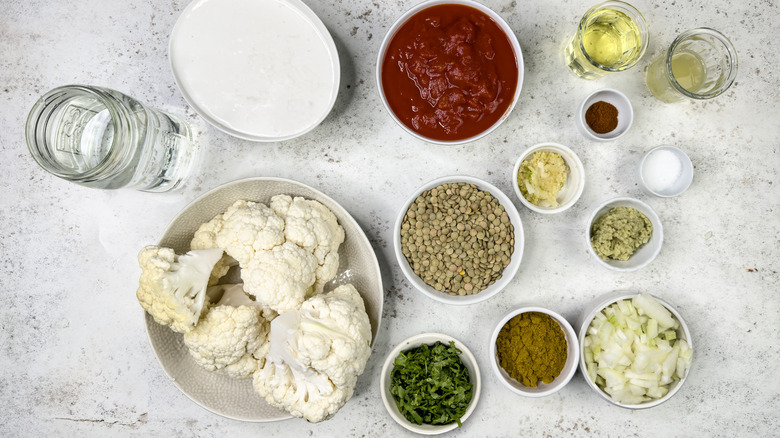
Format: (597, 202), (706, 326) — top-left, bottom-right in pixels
(512, 143), (585, 214)
(586, 197), (664, 272)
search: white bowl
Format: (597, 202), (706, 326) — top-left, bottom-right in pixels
(577, 88), (633, 141)
(489, 307), (579, 397)
(512, 142), (586, 214)
(169, 0), (340, 141)
(394, 175), (525, 305)
(145, 177), (383, 421)
(638, 145), (695, 197)
(586, 197), (663, 272)
(380, 333), (481, 434)
(376, 0), (524, 145)
(577, 291), (693, 409)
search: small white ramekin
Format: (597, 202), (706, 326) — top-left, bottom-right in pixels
(577, 88), (634, 141)
(586, 197), (663, 272)
(380, 333), (481, 434)
(512, 142), (586, 214)
(489, 307), (579, 397)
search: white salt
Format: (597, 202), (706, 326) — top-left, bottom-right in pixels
(642, 149), (682, 192)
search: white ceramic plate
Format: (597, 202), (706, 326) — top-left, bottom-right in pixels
(169, 0), (340, 141)
(144, 177), (383, 421)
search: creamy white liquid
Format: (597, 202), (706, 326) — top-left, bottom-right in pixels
(170, 0), (337, 139)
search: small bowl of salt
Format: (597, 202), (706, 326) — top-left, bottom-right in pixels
(638, 146), (694, 197)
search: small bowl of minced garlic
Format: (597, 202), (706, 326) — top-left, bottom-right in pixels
(512, 143), (585, 214)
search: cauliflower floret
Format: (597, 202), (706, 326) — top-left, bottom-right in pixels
(252, 284), (372, 422)
(253, 358), (352, 423)
(242, 241), (318, 313)
(136, 246), (224, 333)
(190, 213), (238, 285)
(270, 195), (345, 293)
(212, 200), (286, 267)
(183, 284), (274, 379)
(293, 284), (372, 389)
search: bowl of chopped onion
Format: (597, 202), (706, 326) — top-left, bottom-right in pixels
(578, 291), (693, 409)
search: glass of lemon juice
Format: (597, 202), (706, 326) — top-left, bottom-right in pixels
(565, 1), (648, 79)
(646, 28), (738, 103)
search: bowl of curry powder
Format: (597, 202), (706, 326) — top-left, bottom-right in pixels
(489, 307), (579, 397)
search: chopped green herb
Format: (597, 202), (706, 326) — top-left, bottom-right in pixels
(389, 341), (473, 427)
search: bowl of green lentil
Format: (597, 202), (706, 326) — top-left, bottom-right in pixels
(489, 307), (579, 397)
(394, 176), (524, 305)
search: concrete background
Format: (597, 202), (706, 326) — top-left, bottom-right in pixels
(1, 0), (777, 436)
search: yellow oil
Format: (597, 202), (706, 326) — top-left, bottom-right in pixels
(565, 8), (644, 78)
(581, 9), (642, 67)
(670, 51), (707, 92)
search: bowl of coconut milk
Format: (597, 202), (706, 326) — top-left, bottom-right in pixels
(169, 0), (340, 142)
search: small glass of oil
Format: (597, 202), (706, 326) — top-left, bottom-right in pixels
(645, 28), (738, 103)
(565, 1), (649, 79)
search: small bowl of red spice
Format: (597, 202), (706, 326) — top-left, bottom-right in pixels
(577, 88), (634, 141)
(377, 0), (524, 145)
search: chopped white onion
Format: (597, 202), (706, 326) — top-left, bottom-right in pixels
(583, 293), (693, 405)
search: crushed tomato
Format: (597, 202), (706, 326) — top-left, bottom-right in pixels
(381, 4), (518, 141)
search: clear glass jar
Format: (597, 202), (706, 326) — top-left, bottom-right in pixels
(564, 1), (649, 79)
(645, 28), (738, 103)
(25, 85), (197, 192)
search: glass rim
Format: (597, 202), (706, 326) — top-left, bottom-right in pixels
(665, 27), (739, 99)
(25, 85), (130, 181)
(576, 0), (649, 72)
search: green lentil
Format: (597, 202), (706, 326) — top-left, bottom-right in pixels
(400, 182), (515, 296)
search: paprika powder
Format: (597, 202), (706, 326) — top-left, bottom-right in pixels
(585, 100), (619, 134)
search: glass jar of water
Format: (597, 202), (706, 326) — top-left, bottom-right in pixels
(25, 85), (197, 192)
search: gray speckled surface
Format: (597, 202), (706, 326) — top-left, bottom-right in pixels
(1, 0), (778, 436)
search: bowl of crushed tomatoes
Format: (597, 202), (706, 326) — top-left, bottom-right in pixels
(377, 0), (524, 145)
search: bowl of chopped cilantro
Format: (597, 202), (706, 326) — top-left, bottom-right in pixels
(380, 333), (481, 434)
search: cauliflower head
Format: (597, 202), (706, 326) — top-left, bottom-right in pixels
(252, 284), (372, 422)
(270, 195), (345, 293)
(136, 246), (224, 333)
(242, 241), (318, 313)
(183, 284), (274, 379)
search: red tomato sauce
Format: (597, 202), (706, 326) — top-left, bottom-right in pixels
(381, 4), (518, 142)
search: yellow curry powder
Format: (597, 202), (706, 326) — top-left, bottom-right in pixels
(495, 312), (567, 387)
